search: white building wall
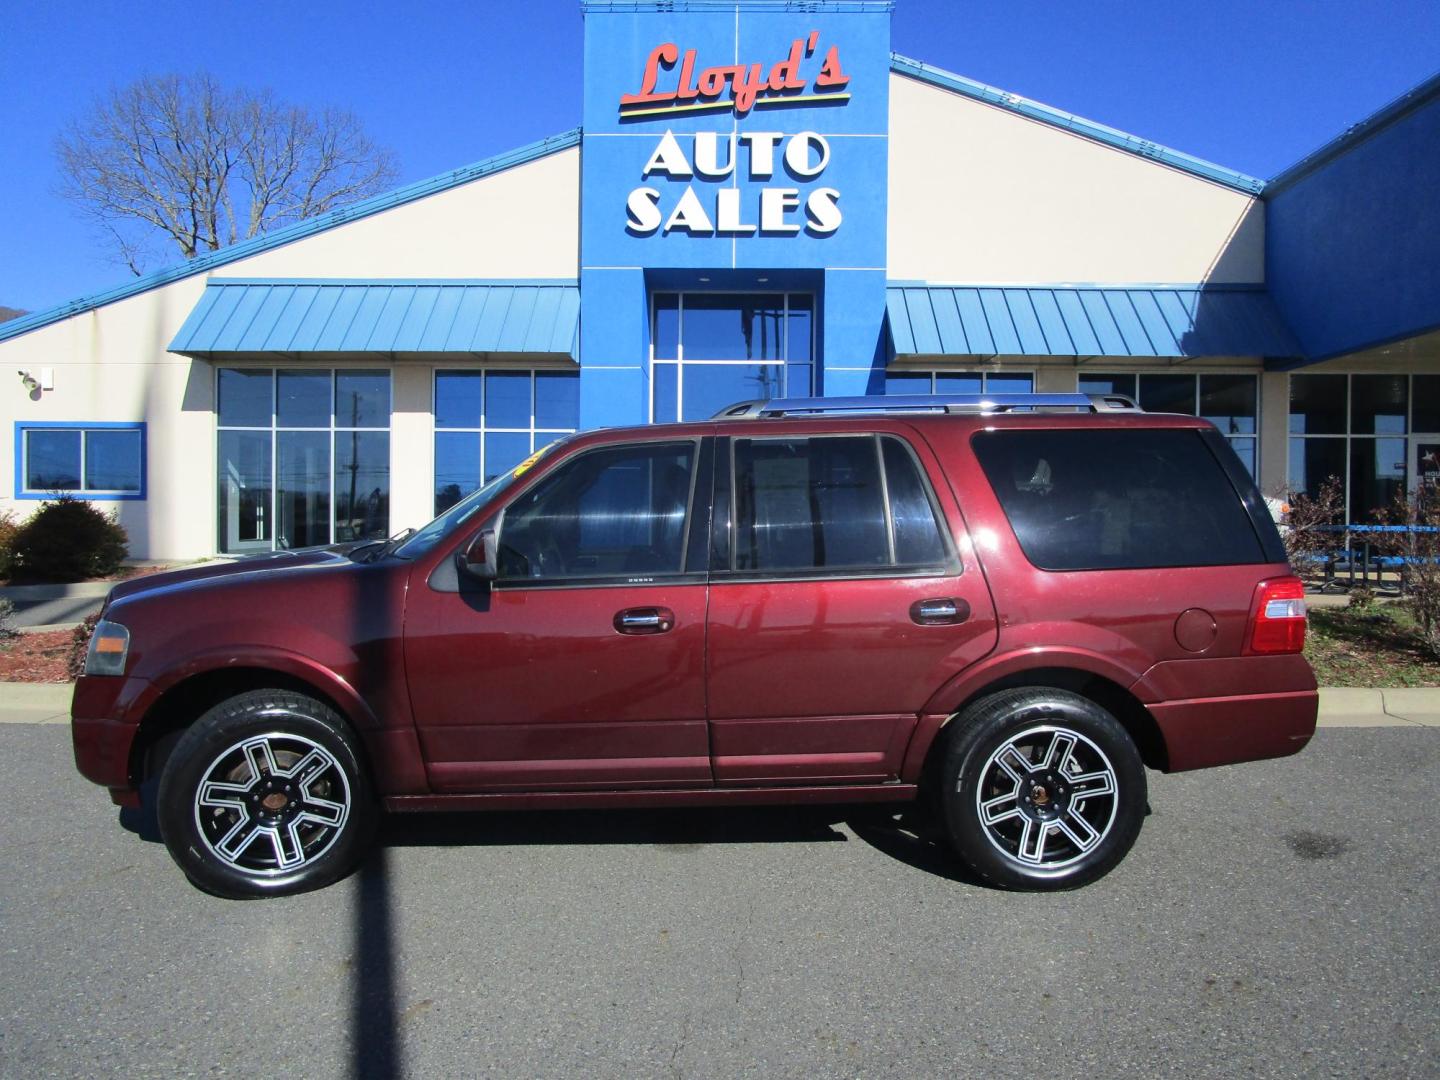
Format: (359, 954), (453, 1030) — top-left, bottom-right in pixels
(228, 148), (579, 279)
(1, 278), (214, 560)
(0, 148), (581, 560)
(887, 73), (1265, 285)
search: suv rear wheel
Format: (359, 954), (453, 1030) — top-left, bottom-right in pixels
(940, 687), (1145, 889)
(156, 690), (376, 899)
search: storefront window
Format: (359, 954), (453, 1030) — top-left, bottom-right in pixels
(277, 370), (331, 428)
(1077, 373), (1135, 399)
(216, 368), (391, 553)
(433, 369), (580, 514)
(651, 293), (813, 422)
(1082, 371), (1258, 477)
(886, 370), (1034, 395)
(1137, 373), (1194, 415)
(1288, 436), (1345, 508)
(1351, 438), (1407, 521)
(1288, 373), (1346, 434)
(1289, 373), (1434, 522)
(217, 368), (273, 427)
(1351, 374), (1408, 435)
(1414, 375), (1440, 433)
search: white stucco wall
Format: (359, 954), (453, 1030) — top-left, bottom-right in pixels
(0, 147), (581, 560)
(229, 147), (579, 279)
(887, 73), (1265, 285)
(0, 278), (214, 560)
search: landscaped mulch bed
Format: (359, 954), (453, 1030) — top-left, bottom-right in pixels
(0, 630), (77, 683)
(1, 563), (175, 587)
(1305, 604), (1440, 688)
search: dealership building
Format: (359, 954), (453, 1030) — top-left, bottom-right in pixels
(1, 0), (1437, 560)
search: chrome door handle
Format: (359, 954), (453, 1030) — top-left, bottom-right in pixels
(911, 598), (970, 625)
(614, 607), (675, 634)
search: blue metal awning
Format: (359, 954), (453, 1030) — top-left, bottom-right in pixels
(886, 285), (1301, 360)
(169, 279), (580, 358)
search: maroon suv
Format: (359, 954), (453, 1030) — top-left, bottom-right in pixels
(72, 394), (1317, 898)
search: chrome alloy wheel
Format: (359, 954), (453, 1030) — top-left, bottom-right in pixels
(973, 725), (1119, 870)
(192, 732), (352, 876)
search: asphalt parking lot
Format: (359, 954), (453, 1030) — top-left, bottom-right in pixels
(1, 722), (1436, 1079)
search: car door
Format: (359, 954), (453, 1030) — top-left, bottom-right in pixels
(404, 437), (714, 792)
(705, 429), (998, 785)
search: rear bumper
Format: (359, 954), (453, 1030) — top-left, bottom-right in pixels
(1147, 689), (1318, 772)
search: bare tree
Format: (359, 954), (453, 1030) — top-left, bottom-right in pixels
(57, 73), (398, 274)
(1281, 475), (1345, 579)
(0, 307), (27, 324)
(1376, 486), (1440, 658)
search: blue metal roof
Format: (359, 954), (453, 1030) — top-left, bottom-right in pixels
(169, 280), (581, 358)
(886, 284), (1301, 359)
(0, 129), (581, 347)
(890, 55), (1266, 196)
(1267, 68), (1440, 194)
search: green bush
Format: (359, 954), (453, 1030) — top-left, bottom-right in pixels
(68, 613), (100, 680)
(12, 495), (129, 582)
(0, 509), (19, 579)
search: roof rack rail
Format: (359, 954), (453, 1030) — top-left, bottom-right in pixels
(712, 393), (1141, 419)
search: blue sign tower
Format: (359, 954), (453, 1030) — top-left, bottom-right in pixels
(579, 0), (893, 427)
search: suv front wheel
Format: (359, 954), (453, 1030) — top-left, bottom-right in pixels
(940, 688), (1146, 890)
(156, 689), (377, 899)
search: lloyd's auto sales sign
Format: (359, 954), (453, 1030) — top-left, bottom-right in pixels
(619, 31), (850, 239)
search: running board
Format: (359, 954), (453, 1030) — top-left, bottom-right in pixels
(383, 783), (918, 813)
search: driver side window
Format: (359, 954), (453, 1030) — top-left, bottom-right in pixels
(497, 442), (697, 581)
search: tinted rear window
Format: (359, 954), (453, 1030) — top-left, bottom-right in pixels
(972, 428), (1266, 570)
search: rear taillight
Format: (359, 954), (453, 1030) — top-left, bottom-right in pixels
(1246, 576), (1307, 654)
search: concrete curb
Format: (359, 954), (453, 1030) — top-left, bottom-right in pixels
(0, 681), (72, 725)
(0, 683), (73, 708)
(1381, 688), (1440, 726)
(0, 581), (114, 602)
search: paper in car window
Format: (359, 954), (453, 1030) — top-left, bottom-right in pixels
(512, 447), (548, 478)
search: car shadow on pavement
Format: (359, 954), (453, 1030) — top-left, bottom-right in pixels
(845, 805), (984, 886)
(117, 776), (162, 843)
(119, 794), (978, 885)
(376, 802), (980, 884)
(376, 804), (850, 849)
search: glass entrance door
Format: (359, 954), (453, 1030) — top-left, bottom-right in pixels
(651, 293), (814, 422)
(216, 368), (391, 554)
(219, 431), (272, 554)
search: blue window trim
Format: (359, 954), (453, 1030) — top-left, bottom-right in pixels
(14, 421), (148, 501)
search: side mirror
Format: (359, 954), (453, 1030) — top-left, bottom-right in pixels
(456, 528), (498, 581)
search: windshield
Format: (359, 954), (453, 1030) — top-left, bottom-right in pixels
(393, 439), (568, 559)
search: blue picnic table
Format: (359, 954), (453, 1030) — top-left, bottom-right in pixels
(1307, 524), (1440, 593)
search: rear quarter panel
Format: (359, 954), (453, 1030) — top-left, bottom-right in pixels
(912, 416), (1316, 770)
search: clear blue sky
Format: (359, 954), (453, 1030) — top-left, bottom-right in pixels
(2, 0), (1436, 314)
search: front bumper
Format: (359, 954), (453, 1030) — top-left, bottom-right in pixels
(70, 675), (151, 802)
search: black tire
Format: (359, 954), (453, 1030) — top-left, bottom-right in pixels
(939, 687), (1146, 890)
(156, 689), (377, 899)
